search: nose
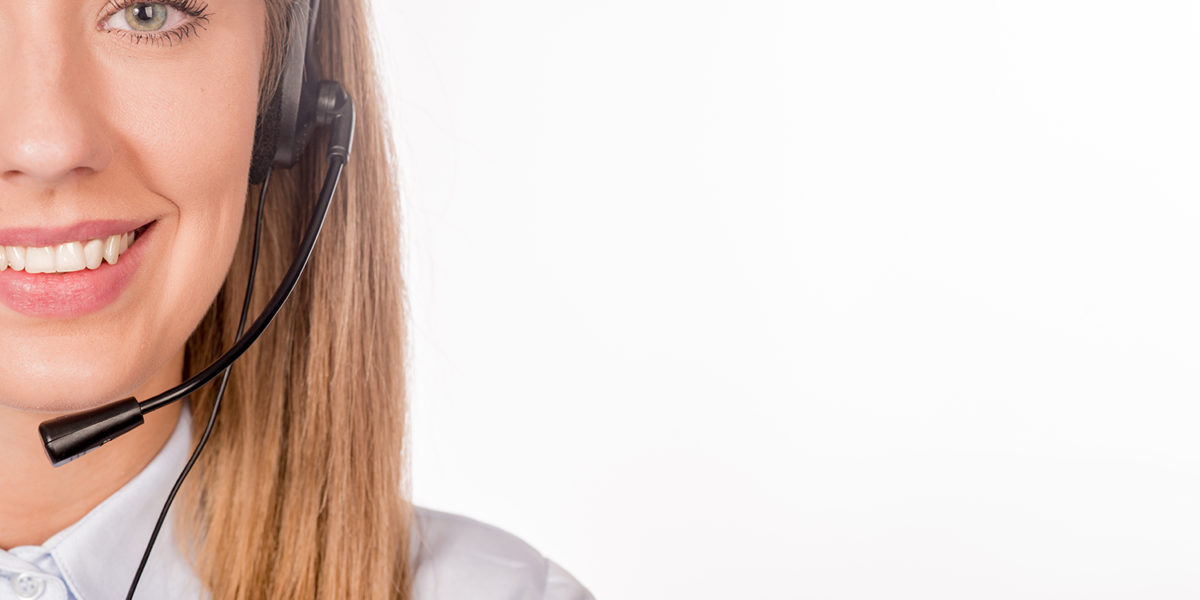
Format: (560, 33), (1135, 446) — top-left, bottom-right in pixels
(0, 28), (113, 189)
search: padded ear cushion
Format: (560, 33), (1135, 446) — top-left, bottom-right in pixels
(249, 88), (284, 185)
(249, 0), (321, 186)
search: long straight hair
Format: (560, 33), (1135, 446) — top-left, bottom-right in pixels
(177, 0), (413, 597)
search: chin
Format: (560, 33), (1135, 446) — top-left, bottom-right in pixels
(0, 350), (167, 415)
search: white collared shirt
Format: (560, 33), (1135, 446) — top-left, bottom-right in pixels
(0, 407), (593, 600)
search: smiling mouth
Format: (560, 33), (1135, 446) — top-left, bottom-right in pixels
(0, 222), (153, 274)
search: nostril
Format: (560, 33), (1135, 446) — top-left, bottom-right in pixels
(0, 163), (103, 189)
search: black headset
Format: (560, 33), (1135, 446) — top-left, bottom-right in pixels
(35, 0), (355, 597)
(250, 0), (327, 186)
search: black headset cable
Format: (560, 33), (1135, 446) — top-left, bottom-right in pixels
(125, 167), (272, 600)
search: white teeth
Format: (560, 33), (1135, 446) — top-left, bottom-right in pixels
(2, 229), (139, 274)
(55, 242), (86, 272)
(25, 247), (54, 274)
(6, 246), (24, 271)
(84, 239), (103, 270)
(103, 235), (121, 265)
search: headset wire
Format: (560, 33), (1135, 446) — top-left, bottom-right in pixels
(125, 168), (273, 599)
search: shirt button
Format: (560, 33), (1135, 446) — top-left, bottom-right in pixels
(11, 573), (45, 599)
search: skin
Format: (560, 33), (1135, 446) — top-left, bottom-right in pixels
(0, 0), (264, 548)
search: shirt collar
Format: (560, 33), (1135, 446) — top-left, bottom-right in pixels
(26, 404), (207, 600)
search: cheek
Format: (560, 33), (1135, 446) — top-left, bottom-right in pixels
(98, 8), (265, 299)
(123, 34), (266, 393)
(116, 49), (262, 218)
(115, 33), (264, 359)
(123, 67), (262, 331)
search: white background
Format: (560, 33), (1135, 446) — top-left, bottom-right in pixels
(374, 1), (1200, 598)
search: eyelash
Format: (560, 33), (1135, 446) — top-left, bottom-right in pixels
(100, 0), (214, 48)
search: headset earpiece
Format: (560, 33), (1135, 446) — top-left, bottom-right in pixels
(249, 0), (323, 185)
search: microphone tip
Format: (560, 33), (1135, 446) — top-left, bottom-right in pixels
(39, 397), (144, 467)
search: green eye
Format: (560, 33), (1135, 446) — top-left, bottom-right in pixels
(123, 3), (168, 32)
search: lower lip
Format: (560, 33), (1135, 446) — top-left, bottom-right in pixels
(0, 223), (155, 318)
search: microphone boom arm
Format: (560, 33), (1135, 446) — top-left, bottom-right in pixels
(38, 81), (355, 467)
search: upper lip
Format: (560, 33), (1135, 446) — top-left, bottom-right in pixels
(0, 219), (154, 248)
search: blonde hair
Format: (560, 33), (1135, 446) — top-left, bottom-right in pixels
(177, 0), (413, 597)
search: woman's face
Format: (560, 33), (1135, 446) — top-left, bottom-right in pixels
(0, 0), (264, 411)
